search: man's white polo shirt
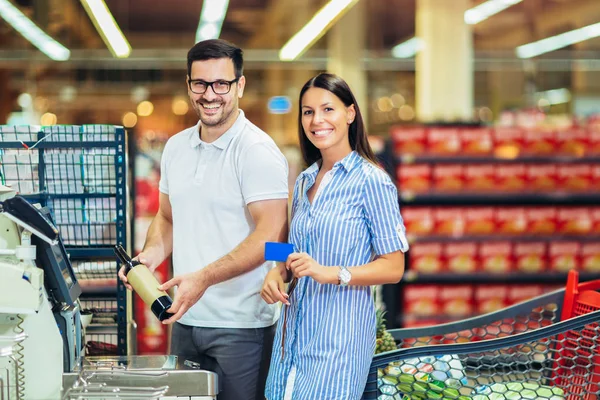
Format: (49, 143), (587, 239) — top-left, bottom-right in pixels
(159, 110), (289, 328)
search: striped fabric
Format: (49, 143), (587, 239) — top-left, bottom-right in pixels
(265, 151), (409, 400)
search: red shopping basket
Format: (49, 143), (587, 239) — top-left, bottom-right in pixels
(555, 270), (600, 399)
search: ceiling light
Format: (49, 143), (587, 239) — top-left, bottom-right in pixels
(534, 88), (571, 105)
(516, 22), (600, 58)
(279, 0), (360, 61)
(81, 0), (131, 58)
(0, 0), (70, 61)
(196, 0), (229, 42)
(464, 0), (522, 25)
(391, 37), (424, 58)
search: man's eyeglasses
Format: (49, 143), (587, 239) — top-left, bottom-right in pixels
(188, 78), (239, 95)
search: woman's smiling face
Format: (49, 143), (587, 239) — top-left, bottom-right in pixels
(300, 87), (355, 157)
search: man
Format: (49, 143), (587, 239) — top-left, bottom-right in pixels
(119, 39), (289, 400)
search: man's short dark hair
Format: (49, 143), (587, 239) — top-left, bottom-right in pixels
(187, 39), (244, 79)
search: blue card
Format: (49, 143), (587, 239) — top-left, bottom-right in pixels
(265, 242), (295, 262)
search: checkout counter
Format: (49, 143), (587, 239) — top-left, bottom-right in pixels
(0, 186), (218, 399)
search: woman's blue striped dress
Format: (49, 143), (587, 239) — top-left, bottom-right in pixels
(265, 151), (409, 400)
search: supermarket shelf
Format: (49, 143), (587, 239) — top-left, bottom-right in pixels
(397, 154), (600, 164)
(0, 141), (118, 149)
(402, 271), (600, 284)
(408, 234), (600, 244)
(86, 324), (118, 334)
(399, 192), (600, 206)
(67, 247), (117, 259)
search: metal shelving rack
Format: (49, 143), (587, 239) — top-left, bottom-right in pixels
(0, 124), (129, 355)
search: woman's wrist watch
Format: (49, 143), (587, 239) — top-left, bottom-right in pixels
(337, 266), (351, 287)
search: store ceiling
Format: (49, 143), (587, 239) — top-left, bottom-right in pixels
(2, 0), (600, 61)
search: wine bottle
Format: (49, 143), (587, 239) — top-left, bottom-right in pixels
(114, 245), (174, 321)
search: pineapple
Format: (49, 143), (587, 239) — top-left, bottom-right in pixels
(375, 308), (397, 354)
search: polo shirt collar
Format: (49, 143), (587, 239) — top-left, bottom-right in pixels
(188, 109), (246, 149)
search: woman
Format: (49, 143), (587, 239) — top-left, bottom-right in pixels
(262, 73), (408, 400)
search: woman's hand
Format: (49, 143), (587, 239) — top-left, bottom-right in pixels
(261, 265), (289, 305)
(286, 252), (337, 285)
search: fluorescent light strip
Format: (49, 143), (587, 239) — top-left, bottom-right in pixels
(517, 22), (600, 58)
(535, 88), (571, 105)
(391, 37), (424, 58)
(279, 0), (360, 61)
(196, 0), (229, 42)
(81, 0), (131, 58)
(0, 0), (70, 61)
(464, 0), (522, 25)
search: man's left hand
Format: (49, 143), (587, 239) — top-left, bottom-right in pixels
(159, 271), (208, 324)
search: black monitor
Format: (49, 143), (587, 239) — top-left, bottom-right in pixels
(2, 196), (81, 306)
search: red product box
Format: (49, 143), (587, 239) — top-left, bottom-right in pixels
(460, 127), (493, 155)
(495, 164), (527, 192)
(410, 243), (444, 274)
(549, 241), (581, 273)
(493, 127), (524, 157)
(404, 285), (440, 317)
(432, 164), (464, 192)
(507, 285), (544, 306)
(526, 164), (557, 192)
(592, 165), (600, 191)
(480, 241), (513, 274)
(527, 207), (557, 235)
(557, 207), (592, 235)
(403, 207), (435, 236)
(434, 207), (465, 236)
(391, 126), (428, 155)
(464, 164), (496, 192)
(464, 207), (496, 235)
(397, 164), (432, 193)
(592, 208), (600, 234)
(496, 207), (527, 235)
(475, 285), (508, 315)
(589, 127), (600, 155)
(557, 164), (592, 192)
(523, 129), (557, 155)
(514, 242), (547, 274)
(427, 127), (461, 155)
(439, 285), (474, 318)
(581, 243), (600, 273)
(556, 127), (588, 156)
(445, 242), (478, 273)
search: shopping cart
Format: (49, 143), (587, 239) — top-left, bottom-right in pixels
(365, 271), (600, 400)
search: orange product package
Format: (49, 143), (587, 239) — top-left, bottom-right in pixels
(581, 243), (600, 273)
(439, 285), (474, 319)
(592, 165), (600, 191)
(496, 207), (527, 235)
(508, 285), (545, 332)
(527, 207), (557, 235)
(464, 207), (496, 235)
(526, 164), (557, 192)
(434, 207), (465, 236)
(402, 207), (435, 236)
(549, 241), (581, 273)
(397, 164), (432, 193)
(523, 128), (557, 155)
(464, 164), (496, 192)
(514, 242), (547, 274)
(475, 285), (509, 315)
(432, 164), (464, 192)
(556, 127), (588, 157)
(588, 126), (600, 155)
(404, 285), (440, 318)
(390, 126), (428, 155)
(495, 163), (527, 192)
(427, 127), (461, 155)
(445, 242), (478, 274)
(492, 127), (524, 157)
(557, 164), (592, 192)
(409, 242), (444, 274)
(460, 127), (493, 155)
(480, 241), (513, 274)
(557, 207), (592, 235)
